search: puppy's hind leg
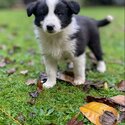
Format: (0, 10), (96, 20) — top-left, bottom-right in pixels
(43, 57), (57, 88)
(88, 34), (106, 73)
(73, 53), (86, 85)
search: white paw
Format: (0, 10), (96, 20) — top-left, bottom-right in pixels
(74, 78), (85, 85)
(97, 61), (106, 73)
(43, 81), (56, 88)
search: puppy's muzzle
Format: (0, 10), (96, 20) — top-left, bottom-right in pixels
(46, 25), (55, 33)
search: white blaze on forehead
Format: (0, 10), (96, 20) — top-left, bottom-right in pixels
(46, 0), (58, 13)
(42, 0), (61, 33)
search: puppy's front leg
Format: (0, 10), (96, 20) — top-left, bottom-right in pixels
(43, 56), (57, 88)
(73, 54), (86, 85)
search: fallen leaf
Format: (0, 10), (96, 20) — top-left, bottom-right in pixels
(83, 81), (111, 92)
(0, 62), (6, 68)
(119, 106), (125, 112)
(117, 80), (125, 92)
(111, 95), (125, 106)
(67, 113), (84, 125)
(86, 96), (125, 108)
(28, 79), (43, 103)
(20, 70), (28, 75)
(26, 79), (37, 86)
(118, 111), (125, 123)
(37, 80), (43, 93)
(6, 68), (16, 76)
(99, 111), (117, 125)
(57, 71), (74, 85)
(0, 57), (14, 68)
(80, 102), (118, 125)
(77, 121), (84, 125)
(29, 91), (39, 98)
(67, 116), (78, 125)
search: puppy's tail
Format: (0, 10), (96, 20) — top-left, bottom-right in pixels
(96, 15), (114, 27)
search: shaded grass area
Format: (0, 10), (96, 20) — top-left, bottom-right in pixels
(0, 7), (124, 125)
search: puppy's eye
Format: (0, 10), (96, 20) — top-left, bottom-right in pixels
(58, 13), (63, 16)
(56, 12), (64, 17)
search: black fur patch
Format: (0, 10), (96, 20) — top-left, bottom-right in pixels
(71, 15), (103, 60)
(34, 1), (48, 27)
(54, 1), (73, 28)
(27, 0), (48, 27)
(66, 1), (80, 14)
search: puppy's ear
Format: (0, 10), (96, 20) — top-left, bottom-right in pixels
(27, 1), (37, 17)
(67, 1), (80, 14)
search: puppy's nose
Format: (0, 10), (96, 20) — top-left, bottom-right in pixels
(47, 25), (55, 32)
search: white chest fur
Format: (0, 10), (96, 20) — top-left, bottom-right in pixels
(34, 17), (79, 60)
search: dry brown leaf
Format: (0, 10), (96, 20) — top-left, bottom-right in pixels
(37, 80), (43, 93)
(67, 116), (79, 125)
(40, 71), (74, 85)
(83, 81), (109, 92)
(26, 79), (37, 85)
(20, 70), (28, 75)
(67, 113), (84, 125)
(29, 91), (39, 98)
(117, 80), (125, 92)
(86, 96), (125, 109)
(111, 95), (125, 106)
(118, 111), (125, 123)
(57, 71), (74, 85)
(99, 111), (117, 125)
(6, 68), (16, 76)
(80, 102), (118, 125)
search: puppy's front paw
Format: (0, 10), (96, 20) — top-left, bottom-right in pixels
(43, 81), (56, 89)
(74, 78), (85, 85)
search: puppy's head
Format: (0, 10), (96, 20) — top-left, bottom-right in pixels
(27, 0), (80, 34)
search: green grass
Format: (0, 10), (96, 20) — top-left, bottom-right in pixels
(0, 7), (124, 125)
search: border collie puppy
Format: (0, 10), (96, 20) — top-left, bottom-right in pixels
(27, 0), (113, 88)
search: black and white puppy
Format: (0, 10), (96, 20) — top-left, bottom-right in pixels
(27, 0), (113, 88)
